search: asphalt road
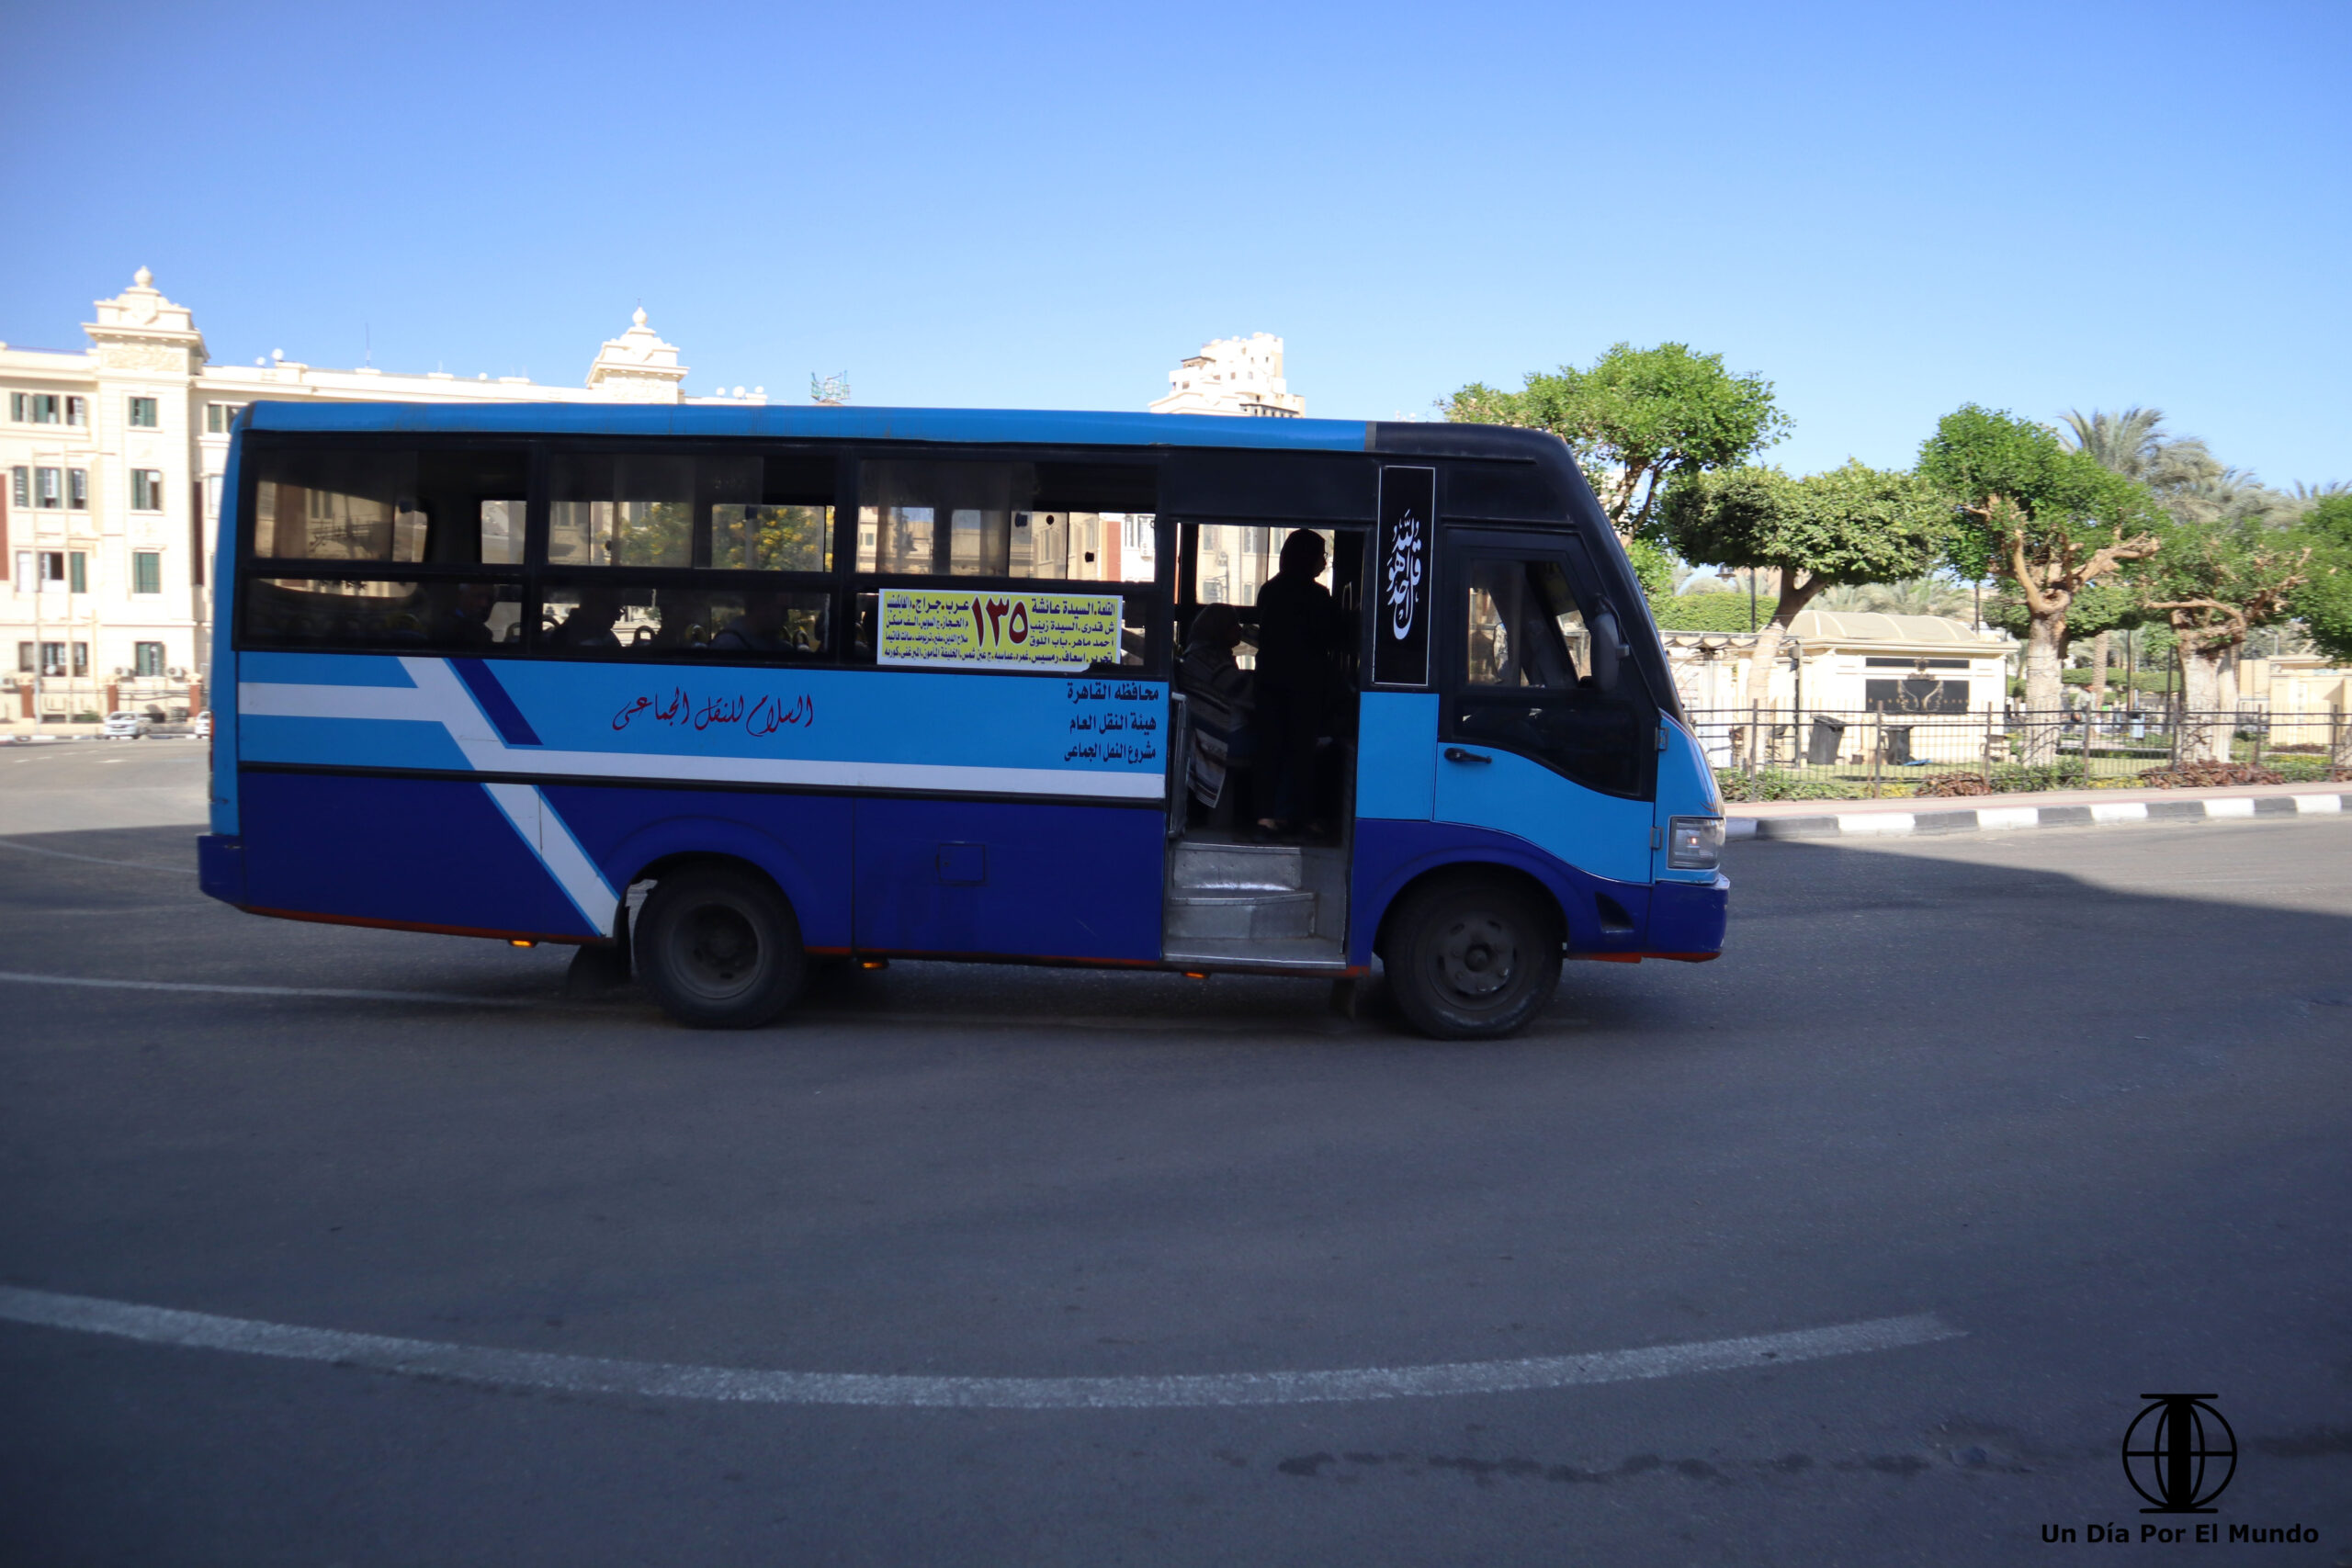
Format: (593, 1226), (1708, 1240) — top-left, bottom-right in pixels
(2, 740), (2347, 1565)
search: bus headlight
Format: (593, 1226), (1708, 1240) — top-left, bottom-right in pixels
(1666, 816), (1724, 871)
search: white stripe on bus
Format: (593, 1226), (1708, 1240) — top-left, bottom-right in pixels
(237, 678), (1164, 800)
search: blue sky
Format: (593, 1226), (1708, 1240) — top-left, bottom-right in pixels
(4, 0), (2345, 487)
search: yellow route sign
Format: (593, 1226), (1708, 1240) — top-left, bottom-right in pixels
(876, 588), (1123, 671)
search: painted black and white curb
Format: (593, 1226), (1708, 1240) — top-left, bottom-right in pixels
(1728, 790), (2350, 841)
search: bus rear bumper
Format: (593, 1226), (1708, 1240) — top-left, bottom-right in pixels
(198, 834), (245, 906)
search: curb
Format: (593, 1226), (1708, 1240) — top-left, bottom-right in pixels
(1728, 791), (2351, 841)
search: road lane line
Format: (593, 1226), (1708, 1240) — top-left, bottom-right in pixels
(0, 1285), (1961, 1410)
(0, 971), (537, 1008)
(0, 840), (197, 874)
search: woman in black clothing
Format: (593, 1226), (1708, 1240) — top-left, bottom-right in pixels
(1250, 529), (1334, 839)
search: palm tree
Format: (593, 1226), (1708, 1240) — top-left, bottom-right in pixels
(2166, 468), (2301, 527)
(2059, 407), (2222, 494)
(1815, 576), (1975, 617)
(2059, 406), (2306, 526)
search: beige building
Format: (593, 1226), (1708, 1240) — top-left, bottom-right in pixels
(1666, 611), (2018, 766)
(1149, 333), (1305, 419)
(2237, 655), (2352, 752)
(2, 269), (763, 729)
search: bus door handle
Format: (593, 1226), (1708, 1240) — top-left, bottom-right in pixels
(1443, 747), (1492, 765)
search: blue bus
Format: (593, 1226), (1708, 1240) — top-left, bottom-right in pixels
(197, 403), (1726, 1038)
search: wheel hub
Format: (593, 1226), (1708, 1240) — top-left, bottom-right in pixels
(676, 903), (762, 997)
(1436, 915), (1516, 998)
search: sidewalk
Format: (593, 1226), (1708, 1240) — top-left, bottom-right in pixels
(1728, 779), (2351, 841)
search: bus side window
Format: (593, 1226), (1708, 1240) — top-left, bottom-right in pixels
(250, 447), (529, 568)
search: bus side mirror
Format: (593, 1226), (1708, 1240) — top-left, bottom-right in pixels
(1590, 604), (1630, 693)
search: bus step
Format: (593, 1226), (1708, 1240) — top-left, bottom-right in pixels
(1164, 888), (1318, 940)
(1161, 934), (1350, 972)
(1170, 840), (1304, 892)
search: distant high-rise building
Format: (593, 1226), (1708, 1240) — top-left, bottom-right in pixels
(1148, 333), (1304, 419)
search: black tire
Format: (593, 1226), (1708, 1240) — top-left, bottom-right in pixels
(1384, 875), (1562, 1040)
(633, 864), (805, 1029)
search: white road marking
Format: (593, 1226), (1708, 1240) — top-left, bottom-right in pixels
(0, 1285), (1962, 1410)
(0, 971), (536, 1008)
(0, 840), (197, 874)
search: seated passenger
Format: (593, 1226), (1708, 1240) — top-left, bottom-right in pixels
(546, 588), (624, 650)
(1179, 604), (1255, 815)
(711, 593), (799, 656)
(430, 582), (499, 648)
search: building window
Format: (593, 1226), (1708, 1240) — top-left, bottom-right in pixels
(11, 392), (63, 424)
(67, 469), (87, 510)
(66, 396), (86, 426)
(38, 641), (64, 677)
(37, 550), (62, 587)
(35, 468), (62, 509)
(135, 641), (166, 677)
(10, 468), (24, 506)
(15, 642), (28, 671)
(69, 551), (87, 594)
(129, 397), (159, 429)
(204, 474), (222, 520)
(130, 470), (164, 511)
(132, 551), (162, 594)
(205, 402), (246, 434)
(71, 642), (89, 678)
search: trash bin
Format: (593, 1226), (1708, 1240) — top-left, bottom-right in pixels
(1883, 726), (1914, 766)
(1806, 715), (1846, 765)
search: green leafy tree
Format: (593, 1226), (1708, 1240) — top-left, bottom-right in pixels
(1917, 406), (2164, 757)
(1648, 591), (1783, 633)
(1660, 461), (1952, 747)
(2136, 519), (2313, 761)
(1981, 575), (2151, 707)
(2289, 496), (2352, 762)
(1445, 343), (1790, 540)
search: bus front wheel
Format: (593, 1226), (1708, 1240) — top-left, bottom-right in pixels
(1385, 875), (1561, 1040)
(635, 865), (806, 1029)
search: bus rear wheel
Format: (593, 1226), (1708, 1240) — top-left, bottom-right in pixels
(635, 865), (805, 1029)
(1385, 875), (1561, 1040)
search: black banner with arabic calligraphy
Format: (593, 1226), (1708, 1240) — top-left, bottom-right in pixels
(1374, 466), (1435, 688)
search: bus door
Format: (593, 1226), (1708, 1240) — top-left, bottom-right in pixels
(1432, 529), (1659, 905)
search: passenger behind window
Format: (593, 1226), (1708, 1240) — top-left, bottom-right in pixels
(427, 582), (500, 649)
(544, 587), (627, 651)
(711, 592), (803, 656)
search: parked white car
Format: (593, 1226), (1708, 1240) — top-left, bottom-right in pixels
(191, 710), (212, 739)
(101, 711), (149, 740)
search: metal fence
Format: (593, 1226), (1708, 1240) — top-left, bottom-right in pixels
(1683, 704), (2351, 799)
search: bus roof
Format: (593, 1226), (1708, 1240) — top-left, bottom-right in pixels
(242, 400), (1375, 453)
